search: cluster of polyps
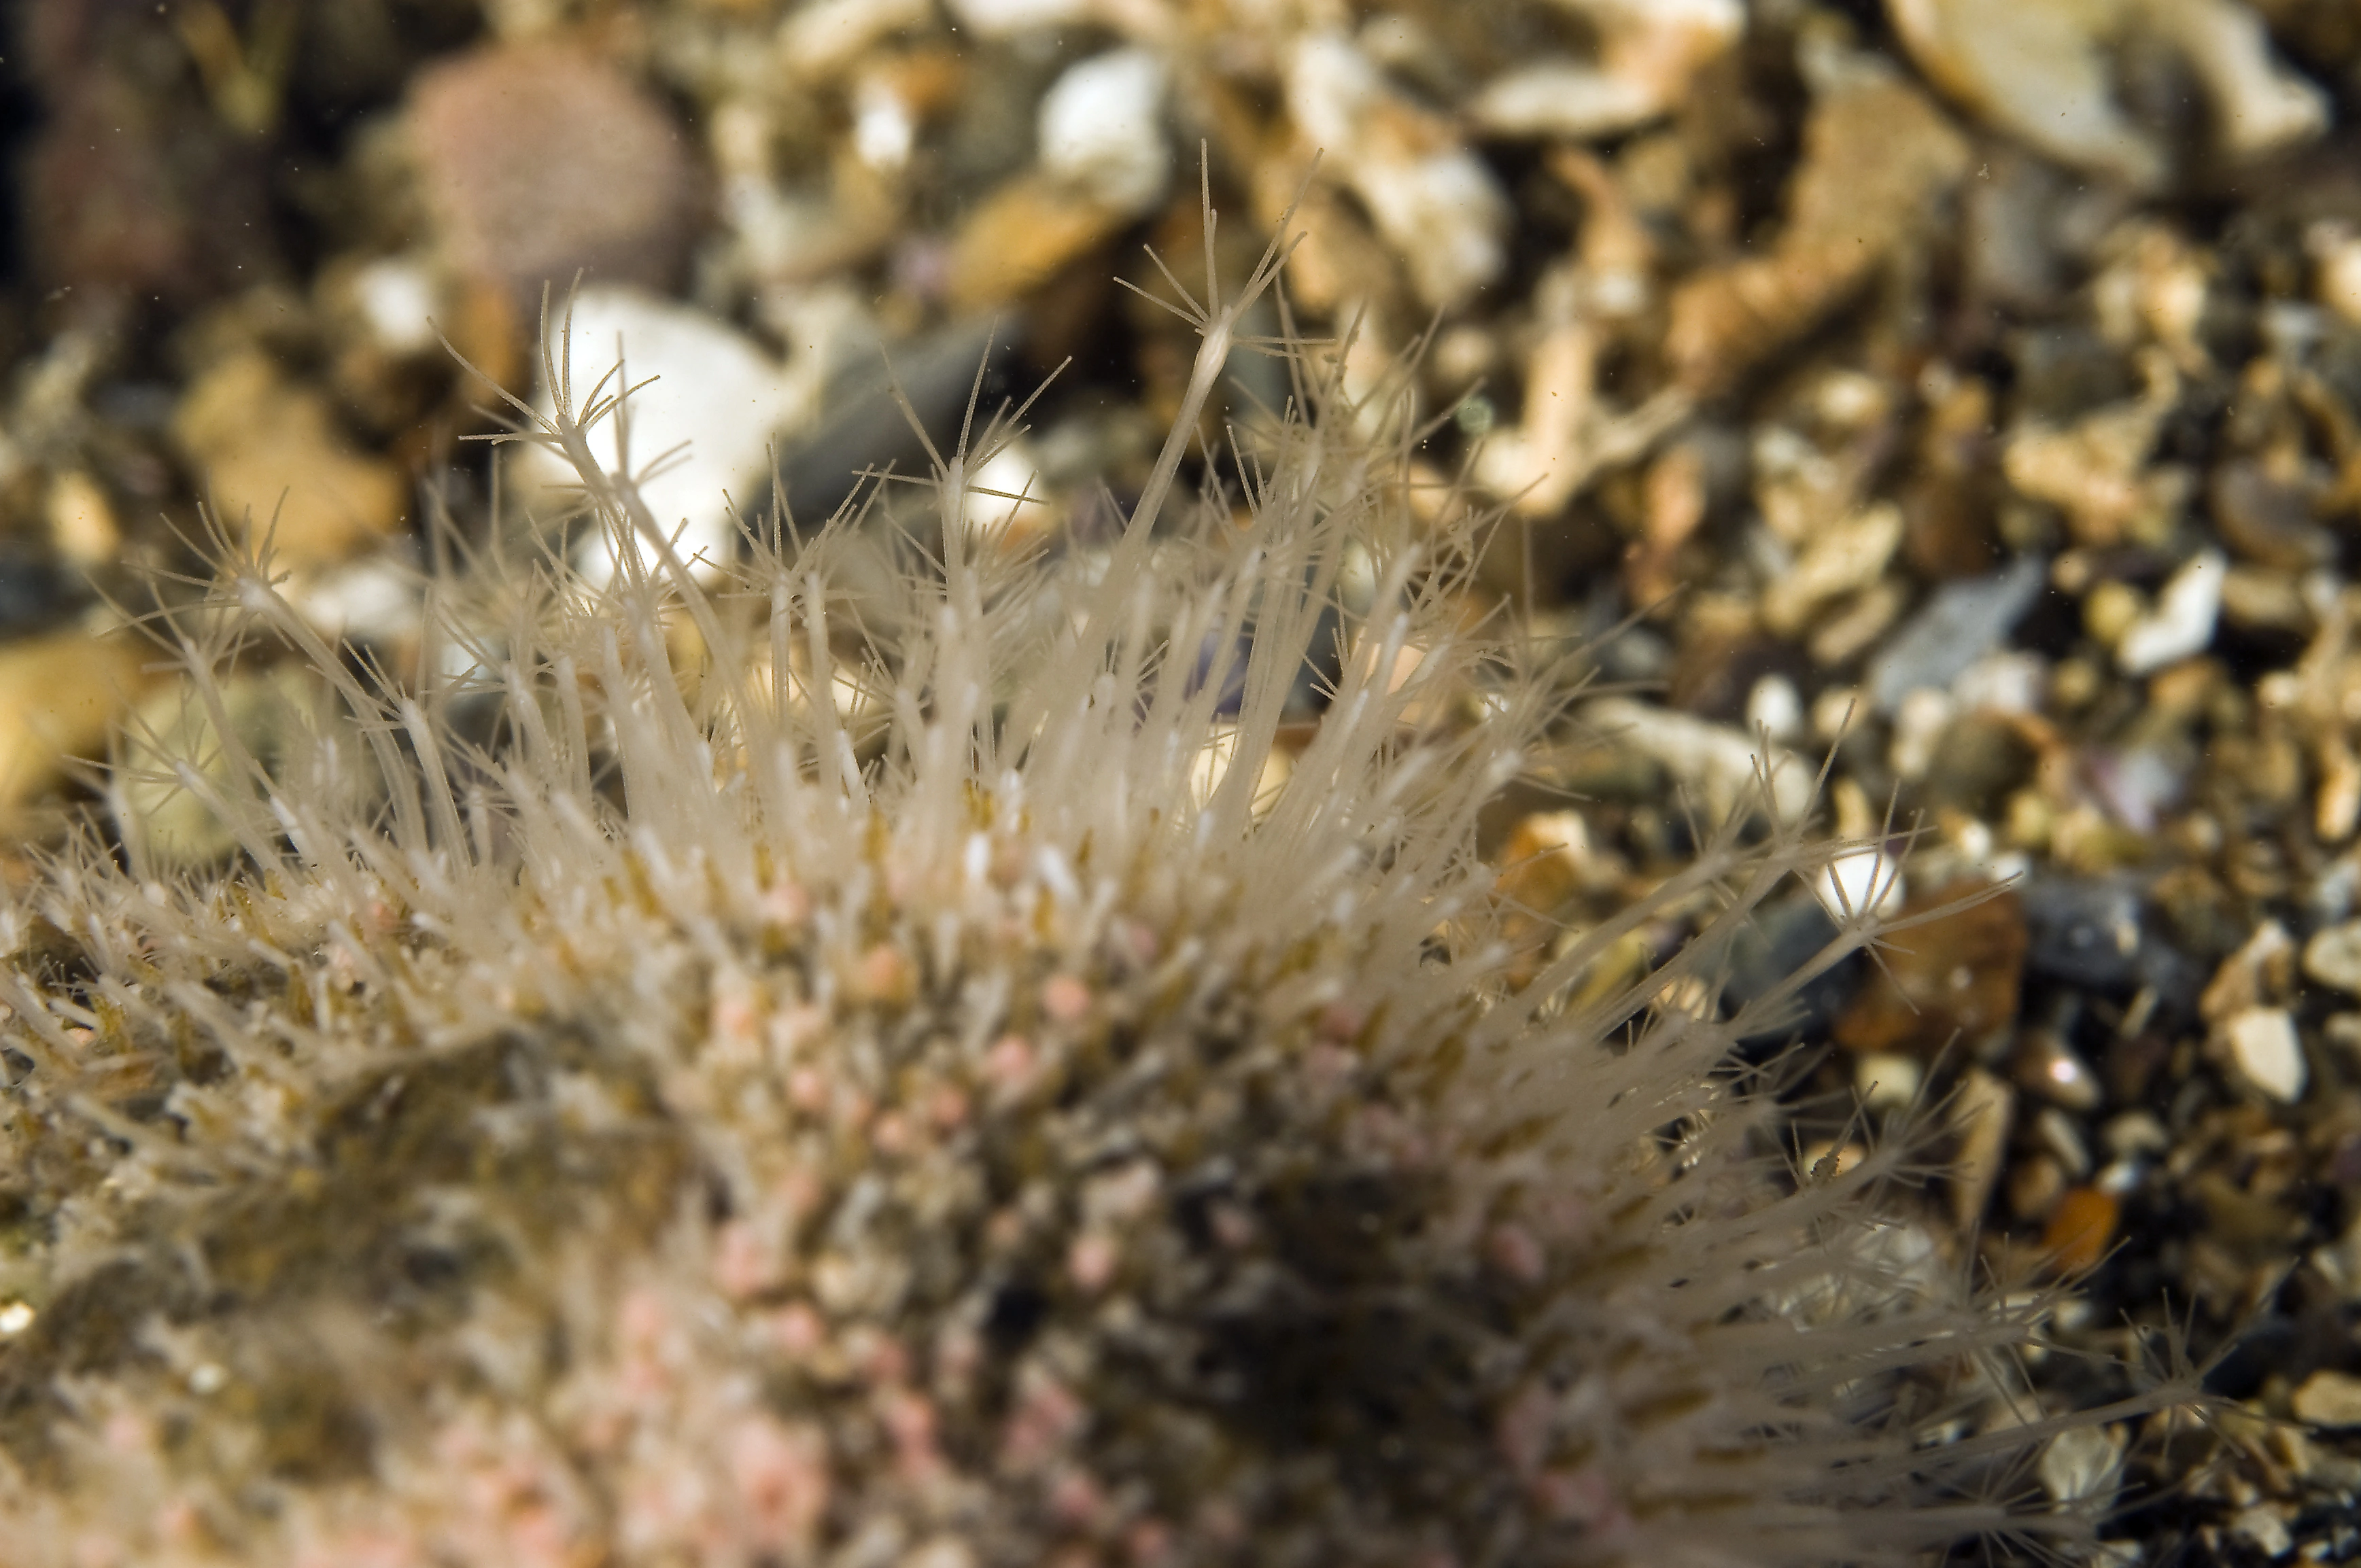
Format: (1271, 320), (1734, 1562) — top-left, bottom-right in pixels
(0, 219), (2190, 1566)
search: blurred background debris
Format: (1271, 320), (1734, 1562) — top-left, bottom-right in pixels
(5, 0), (2361, 1554)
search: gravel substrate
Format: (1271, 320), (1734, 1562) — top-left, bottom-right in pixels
(4, 1), (2361, 1561)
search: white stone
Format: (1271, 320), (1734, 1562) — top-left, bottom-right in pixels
(2116, 548), (2224, 675)
(959, 438), (1050, 546)
(1890, 0), (2322, 190)
(2304, 920), (2361, 995)
(1039, 48), (1171, 217)
(944, 0), (1089, 34)
(1853, 1051), (1922, 1111)
(1744, 673), (1803, 745)
(288, 555), (421, 644)
(1470, 64), (1660, 140)
(519, 287), (818, 585)
(2037, 1421), (2122, 1506)
(2224, 1005), (2307, 1102)
(852, 78), (916, 173)
(1472, 0), (1742, 139)
(351, 258), (441, 355)
(1813, 846), (1907, 923)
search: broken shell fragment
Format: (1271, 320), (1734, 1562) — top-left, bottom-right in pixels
(1889, 0), (2326, 189)
(1286, 33), (1510, 312)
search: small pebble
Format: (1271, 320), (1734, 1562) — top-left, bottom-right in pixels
(2301, 921), (2361, 995)
(2229, 1502), (2294, 1560)
(2039, 1185), (2119, 1275)
(1894, 0), (2323, 188)
(2017, 1030), (2102, 1111)
(1835, 882), (2022, 1051)
(519, 287), (813, 585)
(1472, 0), (1740, 138)
(1852, 1050), (1921, 1111)
(44, 471), (119, 573)
(1948, 1068), (2014, 1230)
(0, 631), (151, 819)
(2033, 1107), (2092, 1177)
(2116, 549), (2225, 676)
(2101, 1111), (2169, 1160)
(409, 43), (698, 300)
(1744, 673), (1804, 745)
(946, 0), (1088, 35)
(173, 353), (407, 567)
(1954, 650), (2046, 717)
(1037, 49), (1170, 217)
(348, 257), (443, 356)
(1886, 686), (1957, 782)
(1814, 847), (1907, 923)
(1762, 503), (1903, 638)
(1286, 33), (1508, 311)
(2292, 1370), (2361, 1428)
(2037, 1421), (2122, 1506)
(2210, 459), (2332, 570)
(2224, 1006), (2307, 1102)
(2007, 1152), (2065, 1221)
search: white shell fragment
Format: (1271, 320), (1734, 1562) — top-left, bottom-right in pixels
(1472, 0), (1744, 141)
(852, 76), (918, 173)
(1470, 65), (1661, 142)
(1813, 847), (1908, 923)
(519, 286), (820, 584)
(944, 0), (1092, 35)
(1038, 48), (1171, 217)
(286, 555), (423, 645)
(2305, 922), (2361, 996)
(2037, 1423), (2124, 1509)
(2115, 550), (2224, 676)
(958, 438), (1050, 547)
(1889, 0), (2326, 189)
(2152, 0), (2331, 160)
(349, 257), (442, 355)
(2224, 1006), (2307, 1102)
(1745, 674), (1804, 746)
(1286, 33), (1509, 311)
(1582, 696), (1813, 822)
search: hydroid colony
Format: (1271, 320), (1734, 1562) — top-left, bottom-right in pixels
(0, 224), (2186, 1565)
